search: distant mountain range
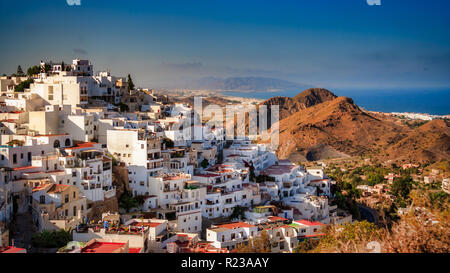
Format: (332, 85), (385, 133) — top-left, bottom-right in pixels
(187, 76), (310, 92)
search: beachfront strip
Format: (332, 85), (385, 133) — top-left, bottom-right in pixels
(0, 59), (352, 253)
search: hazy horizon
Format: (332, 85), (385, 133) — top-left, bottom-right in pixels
(1, 0), (450, 90)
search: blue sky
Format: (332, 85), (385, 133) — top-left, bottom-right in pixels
(1, 0), (450, 89)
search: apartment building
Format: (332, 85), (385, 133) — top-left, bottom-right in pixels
(207, 222), (258, 251)
(147, 173), (205, 234)
(31, 183), (87, 231)
(107, 129), (164, 196)
(194, 164), (260, 219)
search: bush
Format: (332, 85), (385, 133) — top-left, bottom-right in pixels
(200, 159), (209, 168)
(236, 230), (271, 253)
(15, 78), (34, 92)
(308, 221), (383, 253)
(119, 191), (139, 212)
(32, 230), (72, 248)
(162, 138), (174, 148)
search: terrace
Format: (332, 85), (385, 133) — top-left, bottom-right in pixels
(75, 222), (149, 235)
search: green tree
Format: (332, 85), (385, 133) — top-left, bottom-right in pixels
(32, 229), (72, 248)
(367, 173), (384, 186)
(16, 65), (25, 76)
(200, 159), (209, 168)
(162, 138), (174, 148)
(119, 191), (139, 213)
(117, 102), (129, 112)
(27, 65), (40, 77)
(230, 205), (245, 220)
(127, 74), (135, 91)
(391, 176), (413, 200)
(15, 78), (34, 92)
(44, 63), (51, 73)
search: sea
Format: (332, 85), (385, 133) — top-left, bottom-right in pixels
(222, 88), (450, 115)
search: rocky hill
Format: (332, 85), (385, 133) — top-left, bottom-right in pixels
(261, 88), (337, 120)
(261, 89), (450, 164)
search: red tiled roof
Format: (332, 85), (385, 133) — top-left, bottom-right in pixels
(47, 184), (71, 194)
(13, 166), (39, 171)
(268, 216), (288, 222)
(32, 184), (52, 192)
(305, 233), (326, 238)
(195, 174), (220, 178)
(261, 164), (297, 176)
(66, 142), (97, 150)
(130, 221), (161, 228)
(294, 220), (326, 227)
(214, 222), (256, 230)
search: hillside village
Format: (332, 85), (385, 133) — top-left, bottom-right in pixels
(0, 59), (358, 254)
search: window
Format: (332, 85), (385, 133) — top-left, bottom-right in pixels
(13, 154), (17, 164)
(73, 206), (77, 216)
(54, 140), (60, 148)
(65, 194), (69, 203)
(65, 139), (71, 147)
(73, 191), (76, 199)
(48, 86), (54, 100)
(39, 195), (45, 204)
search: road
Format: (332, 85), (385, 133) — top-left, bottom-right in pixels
(12, 198), (36, 252)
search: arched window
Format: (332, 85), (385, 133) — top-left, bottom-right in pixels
(65, 138), (71, 147)
(54, 140), (60, 148)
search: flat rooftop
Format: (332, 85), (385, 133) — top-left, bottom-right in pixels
(81, 242), (126, 253)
